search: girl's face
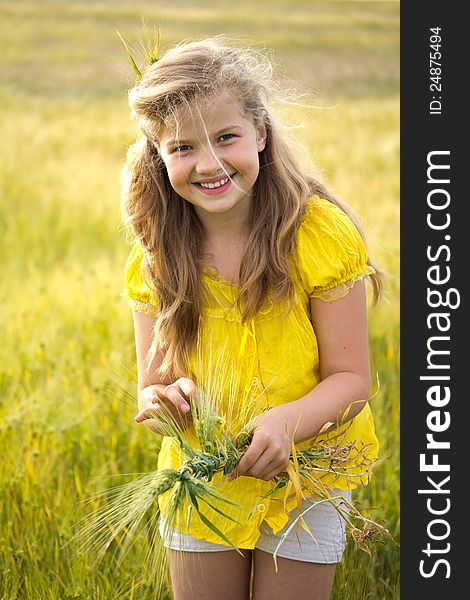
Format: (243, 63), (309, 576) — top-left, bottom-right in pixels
(158, 94), (267, 222)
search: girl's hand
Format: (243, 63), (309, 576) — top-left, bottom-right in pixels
(227, 407), (294, 482)
(134, 377), (197, 432)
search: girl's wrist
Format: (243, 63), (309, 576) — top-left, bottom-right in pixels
(268, 403), (304, 443)
(274, 401), (324, 444)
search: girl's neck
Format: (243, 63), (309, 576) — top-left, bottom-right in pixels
(194, 200), (251, 283)
(198, 214), (249, 284)
(195, 206), (250, 245)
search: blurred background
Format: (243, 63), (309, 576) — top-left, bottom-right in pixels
(0, 1), (399, 598)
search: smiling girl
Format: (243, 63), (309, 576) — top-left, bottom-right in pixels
(121, 37), (384, 600)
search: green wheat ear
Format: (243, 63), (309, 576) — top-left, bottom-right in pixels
(146, 24), (161, 65)
(116, 30), (142, 79)
(117, 24), (162, 80)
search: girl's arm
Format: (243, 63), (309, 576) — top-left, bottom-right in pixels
(228, 280), (371, 482)
(131, 311), (196, 432)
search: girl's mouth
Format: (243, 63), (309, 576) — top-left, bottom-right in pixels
(193, 175), (234, 195)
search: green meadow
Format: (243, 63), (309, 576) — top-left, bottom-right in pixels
(0, 1), (399, 598)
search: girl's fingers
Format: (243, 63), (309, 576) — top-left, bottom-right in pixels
(243, 456), (282, 481)
(139, 380), (197, 413)
(229, 458), (283, 482)
(256, 456), (287, 481)
(228, 442), (267, 480)
(163, 383), (190, 412)
(134, 405), (160, 422)
(139, 385), (166, 404)
(164, 378), (197, 412)
(227, 430), (290, 481)
(259, 465), (283, 481)
(176, 377), (198, 398)
(136, 379), (197, 424)
(246, 451), (274, 479)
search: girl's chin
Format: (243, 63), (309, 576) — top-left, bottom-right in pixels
(192, 196), (251, 217)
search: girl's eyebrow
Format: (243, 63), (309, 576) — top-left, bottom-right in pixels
(164, 125), (243, 148)
(213, 124), (242, 136)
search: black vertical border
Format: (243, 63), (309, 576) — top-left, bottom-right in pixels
(401, 3), (465, 597)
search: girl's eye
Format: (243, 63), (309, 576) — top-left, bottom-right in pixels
(218, 133), (235, 142)
(173, 144), (191, 153)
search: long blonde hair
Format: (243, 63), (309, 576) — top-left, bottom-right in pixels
(121, 37), (384, 378)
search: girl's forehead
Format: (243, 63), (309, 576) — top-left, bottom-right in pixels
(162, 94), (248, 138)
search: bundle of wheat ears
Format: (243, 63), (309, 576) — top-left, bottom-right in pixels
(74, 360), (390, 597)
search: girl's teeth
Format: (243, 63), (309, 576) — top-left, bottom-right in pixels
(200, 177), (229, 189)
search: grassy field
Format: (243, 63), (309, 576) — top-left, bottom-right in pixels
(0, 1), (399, 598)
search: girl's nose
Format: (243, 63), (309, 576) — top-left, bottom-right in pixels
(195, 146), (221, 174)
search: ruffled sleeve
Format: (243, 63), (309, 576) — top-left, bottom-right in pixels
(121, 242), (159, 317)
(296, 196), (375, 301)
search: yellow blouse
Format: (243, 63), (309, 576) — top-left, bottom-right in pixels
(122, 195), (378, 549)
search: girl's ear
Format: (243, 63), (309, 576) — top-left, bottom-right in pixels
(256, 122), (267, 152)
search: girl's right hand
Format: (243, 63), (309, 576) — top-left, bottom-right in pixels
(134, 378), (197, 432)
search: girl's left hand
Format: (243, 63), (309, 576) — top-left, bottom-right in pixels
(227, 407), (293, 482)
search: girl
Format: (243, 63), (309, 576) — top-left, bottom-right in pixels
(121, 36), (384, 600)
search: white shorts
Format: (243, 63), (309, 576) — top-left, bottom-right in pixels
(159, 488), (351, 564)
